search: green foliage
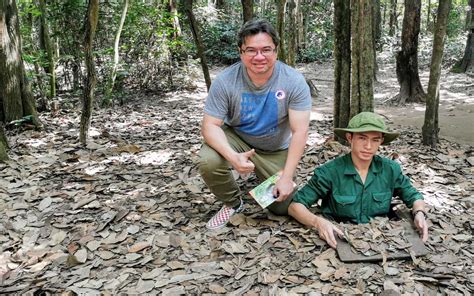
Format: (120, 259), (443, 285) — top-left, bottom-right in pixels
(200, 18), (241, 64)
(119, 2), (195, 92)
(17, 0), (339, 97)
(195, 0), (335, 64)
(446, 4), (468, 37)
(187, 6), (241, 65)
(18, 1), (41, 18)
(297, 6), (335, 63)
(17, 0), (467, 101)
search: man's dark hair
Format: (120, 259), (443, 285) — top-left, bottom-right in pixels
(237, 19), (280, 49)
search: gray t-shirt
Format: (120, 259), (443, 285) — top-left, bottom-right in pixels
(204, 61), (312, 151)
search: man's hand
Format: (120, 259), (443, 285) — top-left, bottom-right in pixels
(229, 149), (256, 175)
(414, 211), (429, 242)
(314, 216), (344, 249)
(273, 175), (295, 202)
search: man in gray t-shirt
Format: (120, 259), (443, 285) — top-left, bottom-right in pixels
(197, 19), (312, 230)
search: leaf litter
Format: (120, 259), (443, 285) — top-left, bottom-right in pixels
(0, 88), (472, 295)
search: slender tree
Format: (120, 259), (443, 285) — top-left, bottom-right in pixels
(0, 0), (40, 126)
(427, 0), (432, 31)
(170, 0), (182, 39)
(394, 0), (425, 104)
(103, 0), (129, 107)
(0, 125), (8, 161)
(333, 0), (351, 133)
(276, 0), (287, 62)
(241, 0), (254, 23)
(287, 0), (297, 66)
(79, 0), (99, 145)
(38, 0), (56, 99)
(373, 0), (382, 50)
(215, 0), (225, 10)
(184, 0), (211, 90)
(389, 0), (397, 36)
(297, 0), (304, 50)
(457, 0), (474, 73)
(373, 0), (382, 79)
(422, 0), (452, 147)
(350, 0), (375, 117)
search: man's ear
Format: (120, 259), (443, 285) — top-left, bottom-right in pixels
(345, 133), (352, 143)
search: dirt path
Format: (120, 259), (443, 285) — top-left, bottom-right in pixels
(300, 57), (474, 147)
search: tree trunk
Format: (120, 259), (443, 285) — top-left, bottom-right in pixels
(287, 0), (297, 66)
(184, 0), (211, 91)
(389, 0), (397, 36)
(350, 0), (375, 118)
(276, 0), (287, 62)
(170, 0), (182, 38)
(422, 0), (451, 147)
(372, 0), (381, 79)
(0, 0), (40, 126)
(215, 0), (225, 10)
(394, 0), (425, 104)
(382, 1), (386, 27)
(373, 0), (382, 50)
(0, 125), (8, 161)
(103, 0), (129, 107)
(79, 0), (99, 145)
(33, 61), (48, 111)
(427, 0), (432, 31)
(72, 58), (81, 92)
(333, 0), (351, 135)
(241, 0), (253, 23)
(38, 0), (56, 99)
(458, 0), (474, 73)
(302, 0), (310, 50)
(297, 0), (304, 50)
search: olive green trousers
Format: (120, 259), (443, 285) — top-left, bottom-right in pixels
(197, 126), (293, 215)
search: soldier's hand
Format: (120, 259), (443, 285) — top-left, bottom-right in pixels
(414, 211), (429, 242)
(315, 217), (344, 249)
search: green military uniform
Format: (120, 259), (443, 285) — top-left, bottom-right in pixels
(292, 154), (423, 224)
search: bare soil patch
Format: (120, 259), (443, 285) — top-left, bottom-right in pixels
(300, 52), (474, 146)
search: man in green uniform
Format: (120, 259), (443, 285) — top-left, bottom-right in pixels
(288, 112), (429, 249)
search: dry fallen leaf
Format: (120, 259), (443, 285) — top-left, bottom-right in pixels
(209, 283), (227, 293)
(28, 261), (50, 272)
(128, 242), (151, 253)
(221, 241), (249, 254)
(262, 270), (280, 284)
(74, 249), (88, 263)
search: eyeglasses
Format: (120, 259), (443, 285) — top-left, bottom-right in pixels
(240, 47), (276, 57)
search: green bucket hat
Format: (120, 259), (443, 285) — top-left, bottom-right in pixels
(334, 112), (400, 145)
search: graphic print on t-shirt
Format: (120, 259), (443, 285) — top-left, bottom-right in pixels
(237, 92), (278, 136)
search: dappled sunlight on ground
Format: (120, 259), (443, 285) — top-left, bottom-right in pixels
(300, 48), (474, 146)
(20, 139), (48, 148)
(306, 132), (326, 146)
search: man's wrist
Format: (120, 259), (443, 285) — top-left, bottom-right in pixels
(413, 209), (427, 219)
(225, 151), (239, 163)
(312, 216), (321, 230)
(279, 174), (293, 181)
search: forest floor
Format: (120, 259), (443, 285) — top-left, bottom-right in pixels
(0, 52), (473, 295)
